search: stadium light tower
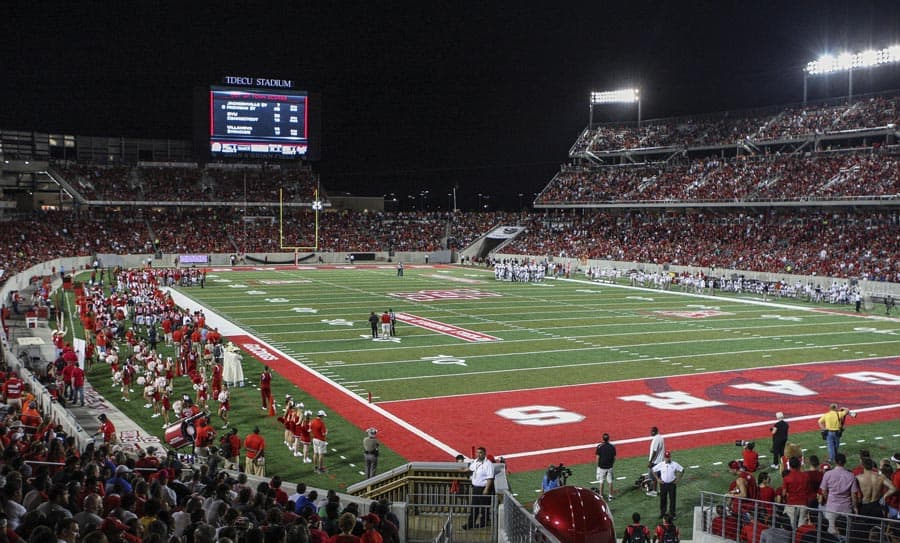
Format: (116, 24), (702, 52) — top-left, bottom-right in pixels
(590, 88), (641, 127)
(803, 45), (900, 103)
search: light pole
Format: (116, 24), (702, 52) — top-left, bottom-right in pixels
(590, 88), (641, 128)
(804, 45), (900, 103)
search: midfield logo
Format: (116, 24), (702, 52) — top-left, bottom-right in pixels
(654, 309), (734, 319)
(388, 289), (502, 302)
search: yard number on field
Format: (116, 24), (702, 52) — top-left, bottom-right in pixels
(496, 405), (585, 426)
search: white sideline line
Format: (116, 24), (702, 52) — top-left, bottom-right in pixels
(164, 287), (465, 459)
(497, 404), (900, 460)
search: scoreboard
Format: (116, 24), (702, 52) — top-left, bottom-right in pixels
(205, 84), (316, 158)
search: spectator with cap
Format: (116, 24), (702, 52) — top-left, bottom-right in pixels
(818, 403), (852, 464)
(651, 451), (683, 520)
(311, 410), (328, 474)
(363, 428), (379, 479)
(105, 466), (133, 497)
(360, 514), (382, 543)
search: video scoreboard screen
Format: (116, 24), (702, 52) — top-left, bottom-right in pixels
(208, 86), (310, 157)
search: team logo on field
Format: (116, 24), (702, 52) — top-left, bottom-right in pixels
(388, 289), (502, 302)
(653, 310), (734, 319)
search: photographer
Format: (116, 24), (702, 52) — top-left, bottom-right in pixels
(817, 403), (855, 463)
(542, 465), (561, 493)
(542, 464), (570, 493)
(739, 441), (758, 473)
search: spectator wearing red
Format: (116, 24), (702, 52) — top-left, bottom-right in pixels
(97, 414), (117, 445)
(3, 373), (24, 410)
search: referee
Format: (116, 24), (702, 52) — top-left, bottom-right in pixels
(652, 451), (684, 520)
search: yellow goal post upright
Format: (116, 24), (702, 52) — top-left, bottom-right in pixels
(279, 185), (322, 265)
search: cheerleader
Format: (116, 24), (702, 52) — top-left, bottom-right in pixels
(217, 384), (230, 429)
(163, 357), (175, 388)
(281, 395), (296, 446)
(151, 376), (167, 417)
(291, 405), (306, 457)
(141, 375), (155, 408)
(297, 409), (313, 463)
(159, 388), (172, 428)
(121, 358), (135, 401)
(195, 375), (209, 412)
(211, 360), (223, 400)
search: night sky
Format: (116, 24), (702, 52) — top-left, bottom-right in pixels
(2, 2), (900, 210)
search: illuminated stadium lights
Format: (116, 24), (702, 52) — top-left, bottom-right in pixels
(805, 45), (900, 74)
(590, 88), (640, 104)
(803, 45), (900, 103)
(589, 88), (641, 127)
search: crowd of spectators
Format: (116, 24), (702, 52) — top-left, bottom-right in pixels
(573, 94), (900, 154)
(537, 151), (900, 204)
(2, 206), (899, 285)
(505, 208), (900, 281)
(0, 384), (401, 543)
(56, 165), (319, 204)
(1, 258), (403, 543)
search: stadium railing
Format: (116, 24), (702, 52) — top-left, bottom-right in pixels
(695, 491), (900, 543)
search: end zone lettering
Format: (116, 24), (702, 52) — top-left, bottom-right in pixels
(389, 289), (502, 302)
(240, 342), (277, 362)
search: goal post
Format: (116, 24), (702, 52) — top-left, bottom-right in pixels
(279, 188), (321, 251)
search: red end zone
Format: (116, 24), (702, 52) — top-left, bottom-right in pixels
(380, 357), (900, 471)
(227, 329), (900, 472)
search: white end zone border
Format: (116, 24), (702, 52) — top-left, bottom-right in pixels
(162, 288), (463, 458)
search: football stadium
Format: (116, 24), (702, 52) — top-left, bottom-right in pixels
(2, 5), (900, 543)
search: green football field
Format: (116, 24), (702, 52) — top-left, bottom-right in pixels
(185, 264), (900, 399)
(80, 264), (900, 536)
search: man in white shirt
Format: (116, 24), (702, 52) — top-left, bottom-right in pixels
(652, 451), (684, 520)
(646, 427), (665, 496)
(464, 447), (494, 530)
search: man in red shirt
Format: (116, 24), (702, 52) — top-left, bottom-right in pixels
(779, 457), (808, 529)
(311, 410), (328, 473)
(244, 426), (266, 477)
(71, 364), (86, 406)
(194, 418), (215, 451)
